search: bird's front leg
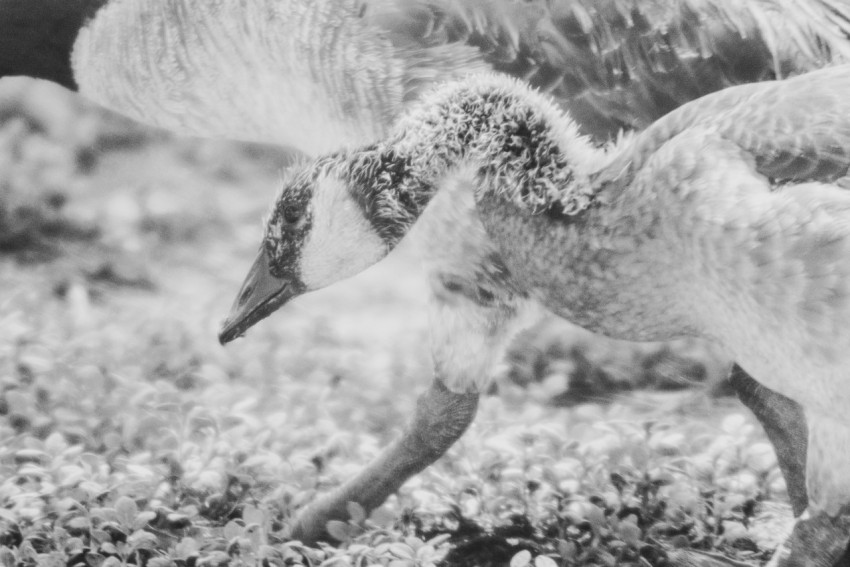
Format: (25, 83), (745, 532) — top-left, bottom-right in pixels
(290, 282), (536, 542)
(289, 377), (479, 544)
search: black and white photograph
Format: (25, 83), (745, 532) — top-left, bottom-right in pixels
(1, 1), (849, 565)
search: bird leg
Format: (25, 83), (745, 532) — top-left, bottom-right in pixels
(728, 364), (809, 516)
(730, 366), (850, 566)
(766, 509), (850, 567)
(289, 378), (479, 544)
(763, 413), (850, 567)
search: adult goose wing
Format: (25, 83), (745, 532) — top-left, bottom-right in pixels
(389, 0), (850, 138)
(4, 0), (849, 152)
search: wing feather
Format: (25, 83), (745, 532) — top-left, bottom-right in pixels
(72, 0), (850, 153)
(388, 0), (850, 138)
(606, 65), (850, 186)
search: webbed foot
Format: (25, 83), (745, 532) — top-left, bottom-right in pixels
(766, 509), (850, 567)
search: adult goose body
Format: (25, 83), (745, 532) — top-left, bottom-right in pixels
(224, 65), (850, 564)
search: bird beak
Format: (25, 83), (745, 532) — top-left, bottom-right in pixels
(219, 247), (299, 345)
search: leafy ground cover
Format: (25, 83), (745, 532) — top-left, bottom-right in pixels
(0, 80), (793, 567)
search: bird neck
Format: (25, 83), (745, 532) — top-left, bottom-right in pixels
(338, 75), (603, 248)
(0, 0), (106, 88)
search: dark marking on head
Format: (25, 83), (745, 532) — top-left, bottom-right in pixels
(345, 144), (429, 246)
(264, 163), (320, 283)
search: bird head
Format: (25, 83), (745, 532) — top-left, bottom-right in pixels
(218, 158), (392, 344)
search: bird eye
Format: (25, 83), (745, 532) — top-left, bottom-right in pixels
(282, 205), (302, 225)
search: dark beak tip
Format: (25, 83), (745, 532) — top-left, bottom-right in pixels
(219, 247), (295, 347)
(217, 322), (243, 346)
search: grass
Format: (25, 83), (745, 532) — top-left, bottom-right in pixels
(0, 79), (793, 567)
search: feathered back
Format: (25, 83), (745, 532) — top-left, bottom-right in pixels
(379, 0), (850, 137)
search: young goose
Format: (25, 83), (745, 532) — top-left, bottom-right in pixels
(5, 0), (849, 548)
(221, 66), (850, 563)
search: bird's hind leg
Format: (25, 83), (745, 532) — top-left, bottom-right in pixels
(729, 364), (809, 516)
(765, 413), (850, 567)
